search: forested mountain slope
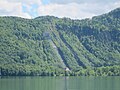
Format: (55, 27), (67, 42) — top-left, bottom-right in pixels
(0, 8), (120, 76)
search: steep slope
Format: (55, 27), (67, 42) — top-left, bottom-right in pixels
(0, 8), (120, 76)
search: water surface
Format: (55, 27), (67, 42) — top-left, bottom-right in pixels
(0, 76), (120, 90)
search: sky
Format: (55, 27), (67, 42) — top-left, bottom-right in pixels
(0, 0), (120, 19)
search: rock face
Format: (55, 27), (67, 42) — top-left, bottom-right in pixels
(0, 8), (120, 75)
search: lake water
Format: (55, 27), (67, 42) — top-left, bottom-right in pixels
(0, 76), (120, 90)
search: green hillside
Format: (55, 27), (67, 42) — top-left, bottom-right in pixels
(0, 8), (120, 76)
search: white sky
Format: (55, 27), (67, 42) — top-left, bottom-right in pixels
(0, 0), (120, 19)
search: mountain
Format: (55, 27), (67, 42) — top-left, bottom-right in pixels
(0, 8), (120, 76)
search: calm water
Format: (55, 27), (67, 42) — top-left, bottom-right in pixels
(0, 76), (120, 90)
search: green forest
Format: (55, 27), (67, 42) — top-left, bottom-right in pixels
(0, 8), (120, 76)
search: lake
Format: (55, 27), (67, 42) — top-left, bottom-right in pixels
(0, 76), (120, 90)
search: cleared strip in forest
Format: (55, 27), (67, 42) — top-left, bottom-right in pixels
(50, 40), (67, 68)
(51, 32), (70, 69)
(59, 32), (86, 68)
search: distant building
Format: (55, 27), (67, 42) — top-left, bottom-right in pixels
(64, 67), (70, 71)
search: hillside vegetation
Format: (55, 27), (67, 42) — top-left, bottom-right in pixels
(0, 8), (120, 76)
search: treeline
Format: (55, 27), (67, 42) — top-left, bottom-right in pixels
(0, 65), (120, 76)
(74, 65), (120, 76)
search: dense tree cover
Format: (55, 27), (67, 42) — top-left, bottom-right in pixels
(0, 8), (120, 76)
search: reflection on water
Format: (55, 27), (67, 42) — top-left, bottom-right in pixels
(0, 76), (120, 90)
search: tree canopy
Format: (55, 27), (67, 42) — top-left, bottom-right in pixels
(0, 8), (120, 76)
